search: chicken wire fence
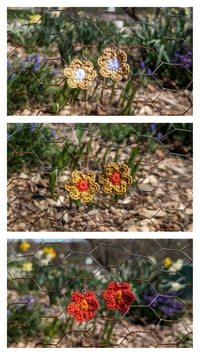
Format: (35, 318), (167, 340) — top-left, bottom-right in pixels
(7, 239), (193, 348)
(7, 123), (193, 232)
(7, 7), (193, 116)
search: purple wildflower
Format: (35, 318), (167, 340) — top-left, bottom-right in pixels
(26, 56), (31, 62)
(156, 132), (163, 140)
(52, 67), (58, 76)
(146, 68), (152, 75)
(173, 47), (192, 69)
(150, 123), (156, 133)
(8, 72), (15, 79)
(34, 54), (40, 63)
(140, 61), (145, 70)
(29, 123), (38, 133)
(50, 129), (56, 138)
(142, 291), (185, 318)
(32, 62), (40, 72)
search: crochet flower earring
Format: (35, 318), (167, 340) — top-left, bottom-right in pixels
(64, 59), (97, 89)
(98, 48), (130, 81)
(65, 170), (99, 202)
(99, 162), (133, 195)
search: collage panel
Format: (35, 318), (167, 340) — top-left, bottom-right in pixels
(7, 123), (193, 232)
(7, 238), (193, 348)
(7, 7), (192, 116)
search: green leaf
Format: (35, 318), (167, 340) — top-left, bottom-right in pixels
(49, 170), (57, 196)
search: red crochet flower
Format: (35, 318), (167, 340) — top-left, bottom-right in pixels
(103, 281), (135, 313)
(66, 291), (99, 322)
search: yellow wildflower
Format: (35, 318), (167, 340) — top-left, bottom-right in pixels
(164, 257), (172, 268)
(98, 48), (130, 81)
(29, 14), (42, 24)
(43, 246), (56, 259)
(19, 241), (30, 252)
(22, 262), (33, 272)
(99, 162), (133, 195)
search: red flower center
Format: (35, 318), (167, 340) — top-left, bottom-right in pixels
(109, 171), (122, 185)
(76, 179), (89, 192)
(78, 299), (89, 311)
(114, 289), (123, 303)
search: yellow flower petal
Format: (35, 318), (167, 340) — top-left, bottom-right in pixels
(119, 164), (129, 174)
(64, 68), (74, 78)
(117, 50), (127, 63)
(86, 171), (96, 181)
(100, 67), (111, 78)
(79, 79), (90, 90)
(71, 170), (84, 183)
(83, 61), (94, 71)
(122, 174), (133, 185)
(118, 63), (130, 75)
(111, 71), (122, 81)
(70, 189), (81, 200)
(67, 78), (79, 88)
(102, 181), (113, 193)
(70, 59), (82, 70)
(114, 180), (127, 195)
(80, 191), (93, 202)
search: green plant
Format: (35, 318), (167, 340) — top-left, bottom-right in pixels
(7, 123), (57, 175)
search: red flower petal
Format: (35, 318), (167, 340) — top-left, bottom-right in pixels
(105, 299), (116, 310)
(87, 298), (100, 310)
(85, 291), (96, 299)
(71, 292), (84, 302)
(107, 281), (118, 291)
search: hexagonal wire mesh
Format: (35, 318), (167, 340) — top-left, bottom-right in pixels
(7, 7), (193, 115)
(7, 123), (193, 232)
(7, 239), (193, 348)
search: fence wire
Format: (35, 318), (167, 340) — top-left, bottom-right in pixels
(7, 7), (193, 116)
(7, 239), (193, 348)
(7, 123), (193, 232)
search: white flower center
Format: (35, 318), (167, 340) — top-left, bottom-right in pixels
(75, 68), (86, 80)
(107, 58), (120, 71)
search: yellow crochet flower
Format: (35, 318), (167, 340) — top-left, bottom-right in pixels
(98, 48), (130, 81)
(99, 162), (133, 195)
(64, 59), (97, 89)
(65, 170), (99, 202)
(19, 241), (30, 252)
